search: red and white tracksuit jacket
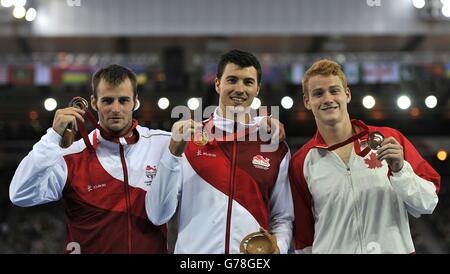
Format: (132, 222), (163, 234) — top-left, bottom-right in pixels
(146, 110), (294, 254)
(10, 124), (171, 253)
(289, 119), (440, 254)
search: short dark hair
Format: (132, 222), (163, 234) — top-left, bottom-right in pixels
(216, 49), (262, 85)
(92, 64), (137, 98)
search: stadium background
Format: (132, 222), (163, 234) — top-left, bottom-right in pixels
(0, 0), (448, 253)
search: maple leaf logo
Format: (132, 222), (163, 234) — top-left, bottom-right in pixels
(364, 152), (383, 169)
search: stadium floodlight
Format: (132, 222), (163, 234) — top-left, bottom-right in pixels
(397, 95), (411, 110)
(1, 0), (14, 8)
(44, 98), (58, 111)
(12, 0), (26, 7)
(362, 95), (376, 109)
(157, 97), (170, 110)
(442, 4), (450, 17)
(436, 150), (447, 161)
(425, 95), (438, 109)
(25, 7), (36, 21)
(187, 98), (200, 110)
(251, 97), (261, 110)
(281, 96), (294, 110)
(412, 0), (425, 9)
(12, 5), (26, 18)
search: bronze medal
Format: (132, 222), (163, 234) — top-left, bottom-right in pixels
(367, 131), (385, 150)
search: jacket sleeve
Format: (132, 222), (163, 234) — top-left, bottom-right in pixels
(9, 128), (68, 207)
(269, 150), (294, 254)
(389, 131), (440, 217)
(145, 147), (183, 225)
(288, 150), (315, 254)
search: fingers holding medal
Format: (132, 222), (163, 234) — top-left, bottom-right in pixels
(169, 119), (207, 156)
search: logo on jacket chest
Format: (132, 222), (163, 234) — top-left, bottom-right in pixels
(252, 155), (271, 170)
(144, 165), (157, 186)
(196, 149), (216, 157)
(364, 152), (383, 169)
(87, 183), (107, 192)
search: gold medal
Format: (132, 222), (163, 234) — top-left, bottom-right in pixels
(193, 130), (209, 146)
(240, 231), (276, 254)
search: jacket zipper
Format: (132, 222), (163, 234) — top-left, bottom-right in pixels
(332, 147), (365, 253)
(119, 144), (132, 253)
(346, 165), (364, 253)
(225, 124), (238, 254)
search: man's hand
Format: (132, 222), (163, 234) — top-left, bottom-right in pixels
(376, 136), (404, 172)
(260, 227), (280, 254)
(52, 107), (85, 136)
(169, 119), (203, 157)
(259, 117), (286, 143)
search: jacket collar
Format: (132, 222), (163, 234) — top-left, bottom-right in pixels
(212, 107), (258, 133)
(93, 119), (140, 149)
(199, 107), (259, 142)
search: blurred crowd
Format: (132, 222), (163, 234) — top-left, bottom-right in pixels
(0, 121), (46, 141)
(425, 181), (450, 251)
(0, 166), (64, 253)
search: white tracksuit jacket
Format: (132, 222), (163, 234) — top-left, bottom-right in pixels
(289, 119), (440, 254)
(146, 109), (294, 254)
(10, 124), (171, 253)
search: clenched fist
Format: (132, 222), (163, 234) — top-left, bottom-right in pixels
(169, 119), (203, 157)
(52, 107), (85, 136)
